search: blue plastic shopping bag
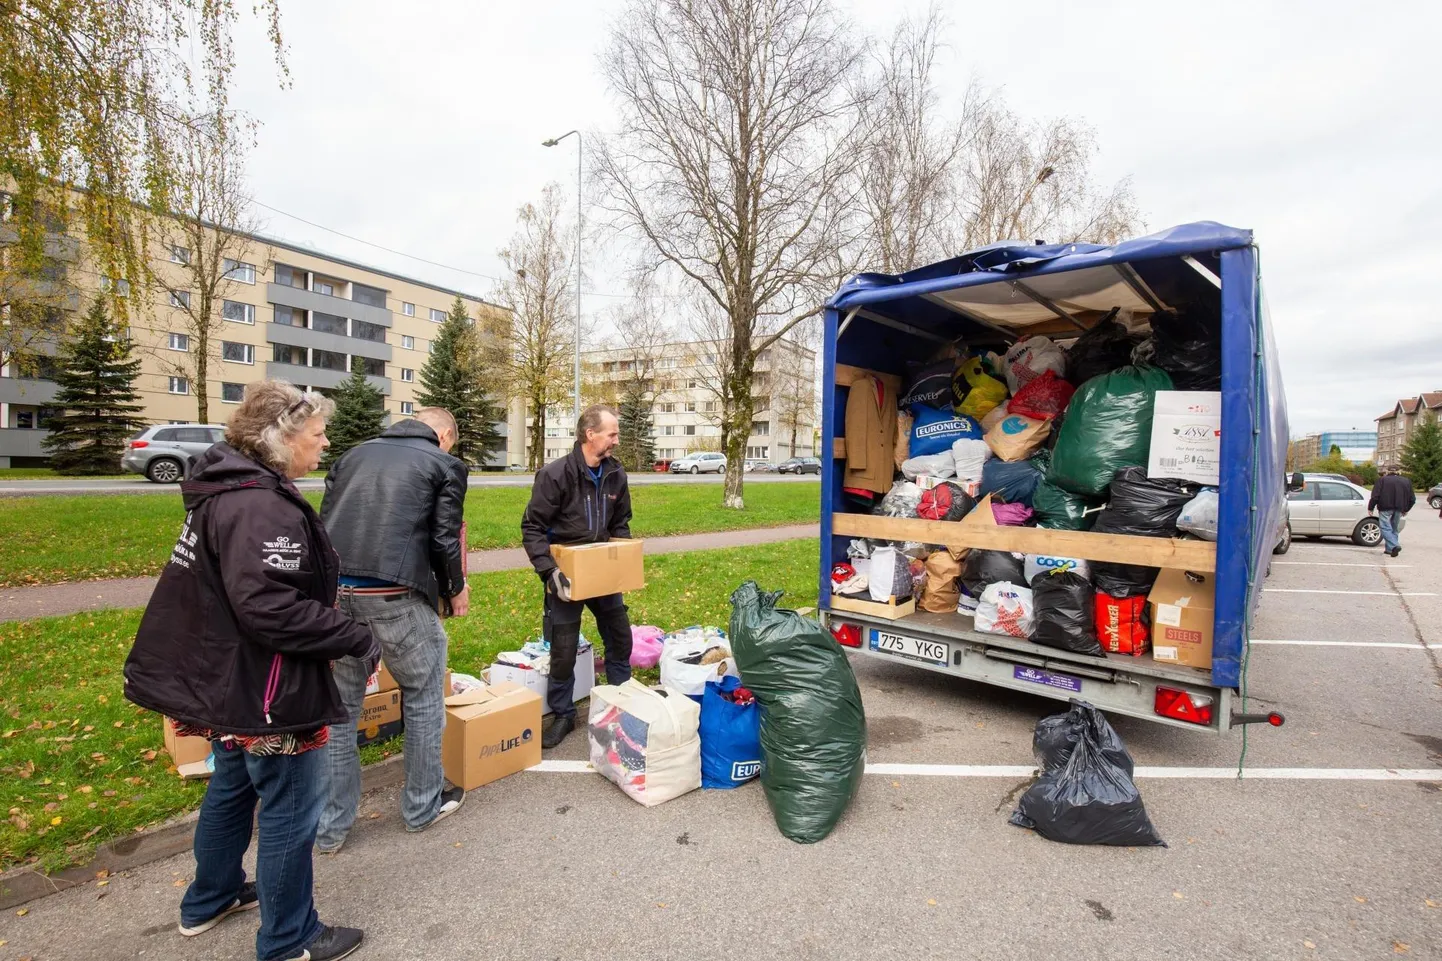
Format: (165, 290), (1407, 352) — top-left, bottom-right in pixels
(700, 675), (762, 789)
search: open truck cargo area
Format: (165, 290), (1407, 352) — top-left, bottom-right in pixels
(818, 223), (1288, 734)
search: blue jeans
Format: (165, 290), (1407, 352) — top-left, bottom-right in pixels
(181, 741), (325, 961)
(1378, 509), (1403, 552)
(318, 592), (449, 846)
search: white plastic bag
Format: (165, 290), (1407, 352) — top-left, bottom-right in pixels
(901, 450), (957, 481)
(1024, 553), (1092, 584)
(877, 480), (923, 518)
(659, 629), (738, 699)
(951, 438), (992, 482)
(1177, 489), (1220, 541)
(1002, 336), (1067, 394)
(974, 582), (1035, 638)
(589, 680), (701, 807)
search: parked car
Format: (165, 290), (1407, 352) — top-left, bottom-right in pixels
(743, 458), (765, 473)
(669, 451), (727, 474)
(1286, 477), (1399, 546)
(1303, 472), (1351, 484)
(1429, 483), (1442, 511)
(121, 424), (226, 483)
(778, 456), (822, 475)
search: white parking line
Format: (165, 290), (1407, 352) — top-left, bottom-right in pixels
(1272, 561), (1411, 568)
(531, 761), (1442, 781)
(1263, 589), (1437, 596)
(1250, 639), (1428, 649)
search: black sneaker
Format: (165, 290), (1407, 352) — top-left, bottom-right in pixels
(542, 715), (576, 749)
(405, 783), (466, 833)
(178, 881), (260, 937)
(275, 924), (364, 961)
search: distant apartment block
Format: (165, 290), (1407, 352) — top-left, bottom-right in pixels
(1374, 391), (1442, 469)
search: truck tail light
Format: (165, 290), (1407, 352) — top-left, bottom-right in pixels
(831, 622), (861, 648)
(129, 440), (149, 449)
(1154, 687), (1213, 726)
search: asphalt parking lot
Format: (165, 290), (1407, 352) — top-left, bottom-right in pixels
(2, 518), (1438, 961)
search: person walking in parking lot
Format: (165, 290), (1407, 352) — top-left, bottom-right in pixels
(1368, 467), (1415, 557)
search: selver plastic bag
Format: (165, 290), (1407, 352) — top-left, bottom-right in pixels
(1048, 365), (1174, 497)
(1030, 571), (1102, 656)
(975, 582), (1034, 638)
(730, 583), (866, 844)
(1002, 336), (1067, 394)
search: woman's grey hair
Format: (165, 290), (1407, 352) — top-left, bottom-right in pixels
(225, 380), (335, 473)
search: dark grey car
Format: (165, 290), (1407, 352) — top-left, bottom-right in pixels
(1429, 483), (1442, 511)
(121, 424), (226, 483)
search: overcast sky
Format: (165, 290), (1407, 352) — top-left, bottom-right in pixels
(227, 0), (1442, 437)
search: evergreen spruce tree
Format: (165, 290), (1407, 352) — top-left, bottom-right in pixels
(41, 296), (146, 475)
(616, 381), (656, 471)
(324, 358), (386, 467)
(1400, 416), (1442, 491)
(416, 296), (502, 466)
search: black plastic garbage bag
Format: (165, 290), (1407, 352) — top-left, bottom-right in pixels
(1030, 571), (1103, 655)
(1151, 308), (1221, 390)
(1048, 365), (1173, 497)
(961, 550), (1025, 599)
(1032, 478), (1101, 531)
(1090, 467), (1197, 597)
(1065, 314), (1141, 386)
(729, 582), (866, 844)
(1011, 700), (1165, 847)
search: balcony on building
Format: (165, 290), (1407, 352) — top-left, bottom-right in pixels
(268, 263), (393, 328)
(267, 305), (393, 364)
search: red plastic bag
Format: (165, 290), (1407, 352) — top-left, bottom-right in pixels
(1009, 370), (1076, 420)
(1095, 592), (1150, 655)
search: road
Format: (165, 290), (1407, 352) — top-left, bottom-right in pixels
(1, 518), (1438, 960)
(0, 471), (818, 497)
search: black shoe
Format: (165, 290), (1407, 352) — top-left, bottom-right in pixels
(406, 783), (466, 833)
(277, 924), (364, 961)
(542, 715), (576, 749)
(178, 881), (260, 936)
(1392, 546), (1402, 557)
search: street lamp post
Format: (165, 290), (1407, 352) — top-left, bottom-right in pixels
(542, 130), (582, 424)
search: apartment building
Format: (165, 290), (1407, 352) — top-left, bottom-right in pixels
(1374, 391), (1442, 469)
(0, 196), (524, 467)
(529, 338), (817, 467)
(1290, 430), (1378, 466)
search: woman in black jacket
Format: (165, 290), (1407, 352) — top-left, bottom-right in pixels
(125, 381), (378, 961)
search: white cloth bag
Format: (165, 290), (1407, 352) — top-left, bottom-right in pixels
(588, 680), (701, 806)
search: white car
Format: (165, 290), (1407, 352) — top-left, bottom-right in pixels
(1286, 477), (1397, 546)
(669, 452), (727, 474)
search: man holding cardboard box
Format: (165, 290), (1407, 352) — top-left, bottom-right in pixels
(521, 405), (637, 748)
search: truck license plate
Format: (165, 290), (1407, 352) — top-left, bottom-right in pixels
(871, 629), (949, 665)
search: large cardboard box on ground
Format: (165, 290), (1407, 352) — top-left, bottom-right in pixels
(1147, 390), (1222, 485)
(549, 539), (645, 600)
(489, 642), (594, 713)
(356, 689), (403, 747)
(441, 682), (543, 791)
(163, 718), (212, 767)
(1148, 569), (1216, 669)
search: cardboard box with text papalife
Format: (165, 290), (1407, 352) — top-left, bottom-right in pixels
(1148, 569), (1215, 669)
(441, 682), (543, 791)
(356, 689), (403, 747)
(163, 718), (212, 768)
(1147, 391), (1222, 485)
(549, 539), (645, 600)
(488, 641), (594, 713)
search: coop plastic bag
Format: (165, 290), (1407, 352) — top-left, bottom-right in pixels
(1032, 478), (1101, 532)
(1176, 488), (1220, 541)
(1010, 700), (1165, 847)
(910, 404), (984, 458)
(985, 412), (1051, 462)
(974, 582), (1034, 638)
(1002, 336), (1067, 394)
(951, 438), (991, 482)
(1065, 314), (1141, 386)
(961, 549), (1025, 600)
(1030, 571), (1103, 655)
(1048, 365), (1175, 497)
(1151, 308), (1222, 391)
(868, 545), (913, 602)
(730, 582), (866, 844)
(1008, 370), (1076, 421)
(954, 356), (1009, 421)
(979, 455), (1046, 506)
(1024, 553), (1092, 584)
(1089, 467), (1197, 598)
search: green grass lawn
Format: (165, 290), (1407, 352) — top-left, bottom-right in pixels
(0, 469), (134, 480)
(0, 539), (820, 871)
(0, 481), (819, 587)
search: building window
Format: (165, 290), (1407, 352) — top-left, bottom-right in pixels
(356, 357), (385, 377)
(427, 340), (434, 354)
(400, 401), (415, 415)
(687, 379), (699, 389)
(272, 304), (300, 327)
(168, 376), (189, 395)
(401, 335), (415, 350)
(754, 396), (770, 411)
(663, 425), (675, 436)
(352, 283), (386, 308)
(684, 425), (697, 436)
(221, 382), (245, 403)
(168, 332), (189, 352)
(311, 311), (347, 336)
(273, 344), (305, 366)
(223, 300), (255, 324)
(429, 307), (447, 323)
(314, 280), (335, 296)
(401, 368), (414, 383)
(169, 245), (191, 265)
(274, 264), (306, 289)
(685, 401), (697, 412)
(169, 290), (191, 309)
(402, 302), (415, 316)
(660, 402), (675, 413)
(311, 349), (347, 371)
(704, 353), (715, 365)
(223, 259), (256, 284)
(101, 276), (130, 297)
(704, 401), (717, 413)
(352, 320), (387, 343)
(751, 420), (770, 436)
(221, 341), (255, 364)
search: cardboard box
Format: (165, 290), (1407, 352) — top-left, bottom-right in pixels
(549, 539), (645, 600)
(488, 642), (594, 713)
(1148, 390), (1222, 485)
(441, 682), (543, 791)
(1148, 569), (1216, 669)
(163, 718), (212, 767)
(356, 689), (404, 747)
(365, 660), (399, 695)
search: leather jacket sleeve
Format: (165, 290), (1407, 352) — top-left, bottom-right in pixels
(429, 458), (468, 597)
(521, 469), (561, 578)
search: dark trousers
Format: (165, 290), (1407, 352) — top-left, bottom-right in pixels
(544, 589), (633, 718)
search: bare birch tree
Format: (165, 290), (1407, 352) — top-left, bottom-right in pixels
(595, 0), (867, 508)
(492, 184), (576, 470)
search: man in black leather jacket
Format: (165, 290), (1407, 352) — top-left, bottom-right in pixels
(316, 408), (470, 851)
(522, 405), (635, 748)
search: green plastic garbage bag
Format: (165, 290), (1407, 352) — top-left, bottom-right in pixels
(1033, 478), (1102, 531)
(729, 582), (866, 843)
(1047, 365), (1173, 497)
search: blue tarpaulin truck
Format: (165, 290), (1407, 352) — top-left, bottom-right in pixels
(818, 223), (1288, 733)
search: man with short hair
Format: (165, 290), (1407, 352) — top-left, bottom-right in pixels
(1368, 467), (1416, 557)
(521, 404), (635, 748)
(316, 407), (470, 850)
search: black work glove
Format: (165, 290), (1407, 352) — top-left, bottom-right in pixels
(548, 569), (573, 602)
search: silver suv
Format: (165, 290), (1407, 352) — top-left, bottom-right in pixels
(121, 424), (226, 483)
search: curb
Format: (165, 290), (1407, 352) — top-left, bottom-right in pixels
(0, 754), (407, 910)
